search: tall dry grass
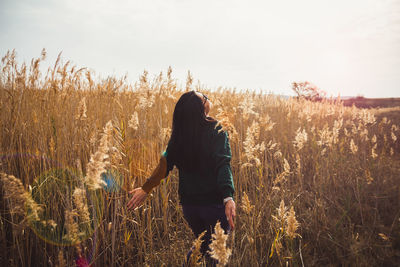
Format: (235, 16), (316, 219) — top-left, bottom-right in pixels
(0, 50), (399, 266)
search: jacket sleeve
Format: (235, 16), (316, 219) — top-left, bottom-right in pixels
(141, 155), (168, 193)
(213, 128), (235, 199)
(141, 144), (175, 193)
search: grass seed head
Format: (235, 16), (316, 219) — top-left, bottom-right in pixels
(0, 172), (43, 221)
(188, 231), (206, 267)
(73, 188), (90, 223)
(57, 250), (67, 267)
(286, 206), (300, 239)
(85, 121), (113, 190)
(350, 139), (358, 154)
(75, 97), (87, 120)
(293, 127), (308, 151)
(241, 191), (254, 215)
(63, 209), (80, 244)
(128, 112), (139, 131)
(209, 221), (231, 266)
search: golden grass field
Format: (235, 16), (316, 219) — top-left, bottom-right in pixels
(1, 50), (399, 266)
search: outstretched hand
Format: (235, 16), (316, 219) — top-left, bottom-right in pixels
(225, 199), (236, 230)
(127, 188), (148, 211)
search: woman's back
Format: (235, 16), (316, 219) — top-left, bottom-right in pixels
(166, 123), (234, 205)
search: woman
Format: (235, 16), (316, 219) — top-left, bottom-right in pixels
(127, 91), (236, 265)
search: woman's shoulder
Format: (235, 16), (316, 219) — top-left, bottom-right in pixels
(207, 120), (228, 140)
(207, 116), (237, 142)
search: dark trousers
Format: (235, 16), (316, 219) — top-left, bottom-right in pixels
(182, 204), (230, 266)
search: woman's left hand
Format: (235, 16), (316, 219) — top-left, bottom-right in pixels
(225, 200), (236, 230)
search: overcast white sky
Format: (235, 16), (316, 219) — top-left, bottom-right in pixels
(1, 0), (399, 97)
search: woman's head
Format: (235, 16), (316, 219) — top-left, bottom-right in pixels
(194, 91), (212, 116)
(173, 91), (209, 123)
(169, 91), (215, 171)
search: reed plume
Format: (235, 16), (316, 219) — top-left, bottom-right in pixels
(241, 191), (254, 215)
(188, 231), (206, 267)
(272, 200), (287, 230)
(285, 206), (300, 239)
(350, 139), (358, 154)
(209, 221), (231, 266)
(128, 111), (139, 131)
(73, 188), (90, 223)
(75, 97), (87, 120)
(63, 209), (80, 244)
(84, 121), (113, 190)
(57, 250), (67, 267)
(0, 172), (42, 222)
(293, 127), (308, 151)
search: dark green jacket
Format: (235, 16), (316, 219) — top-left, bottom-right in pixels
(163, 124), (235, 205)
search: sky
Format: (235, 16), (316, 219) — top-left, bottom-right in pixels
(1, 0), (399, 97)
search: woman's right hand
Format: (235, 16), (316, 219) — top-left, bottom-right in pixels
(225, 199), (236, 230)
(127, 188), (148, 211)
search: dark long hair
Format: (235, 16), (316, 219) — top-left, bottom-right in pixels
(168, 91), (216, 172)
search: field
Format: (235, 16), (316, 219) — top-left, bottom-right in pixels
(1, 50), (400, 266)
